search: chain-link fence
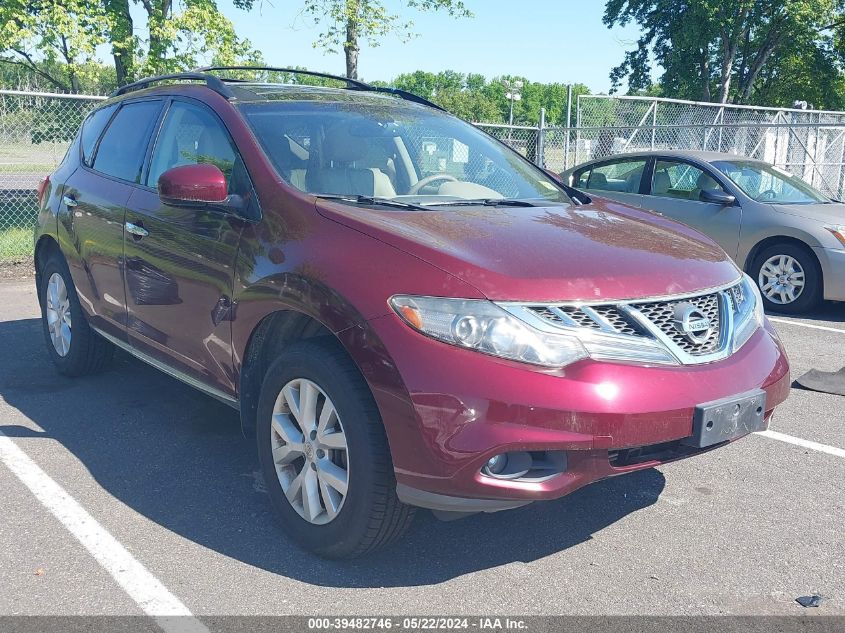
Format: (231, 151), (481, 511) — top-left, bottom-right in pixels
(571, 95), (845, 199)
(479, 95), (845, 202)
(5, 88), (845, 262)
(0, 90), (105, 260)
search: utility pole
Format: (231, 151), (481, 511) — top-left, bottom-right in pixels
(502, 79), (523, 142)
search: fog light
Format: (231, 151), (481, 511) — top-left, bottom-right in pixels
(486, 454), (508, 475)
(481, 450), (567, 482)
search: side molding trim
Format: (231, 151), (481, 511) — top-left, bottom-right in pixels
(92, 327), (239, 409)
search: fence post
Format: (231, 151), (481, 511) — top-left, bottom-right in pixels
(651, 99), (657, 150)
(565, 84), (573, 170)
(536, 107), (546, 168)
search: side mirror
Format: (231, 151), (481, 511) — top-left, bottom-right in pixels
(699, 188), (736, 206)
(158, 163), (228, 207)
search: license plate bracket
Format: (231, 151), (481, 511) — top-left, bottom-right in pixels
(683, 389), (767, 448)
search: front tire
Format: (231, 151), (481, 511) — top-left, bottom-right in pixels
(38, 253), (113, 376)
(751, 243), (822, 314)
(256, 339), (415, 558)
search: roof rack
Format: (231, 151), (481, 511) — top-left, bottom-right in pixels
(110, 66), (445, 112)
(195, 65), (446, 111)
(195, 66), (371, 90)
(110, 72), (234, 99)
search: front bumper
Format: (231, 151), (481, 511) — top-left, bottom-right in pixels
(362, 313), (791, 511)
(814, 246), (845, 301)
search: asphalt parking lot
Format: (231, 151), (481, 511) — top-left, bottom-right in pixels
(0, 278), (843, 620)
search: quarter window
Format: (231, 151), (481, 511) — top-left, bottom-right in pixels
(651, 160), (725, 201)
(93, 101), (162, 182)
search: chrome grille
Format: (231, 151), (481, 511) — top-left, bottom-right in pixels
(591, 306), (640, 336)
(527, 305), (640, 336)
(513, 282), (741, 365)
(633, 293), (722, 355)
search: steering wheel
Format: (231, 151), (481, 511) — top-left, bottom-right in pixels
(407, 173), (458, 195)
(759, 189), (778, 201)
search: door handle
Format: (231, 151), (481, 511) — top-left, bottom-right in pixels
(62, 195), (78, 208)
(125, 221), (149, 238)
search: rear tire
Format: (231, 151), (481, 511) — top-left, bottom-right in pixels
(256, 338), (415, 558)
(38, 252), (113, 376)
(751, 243), (822, 315)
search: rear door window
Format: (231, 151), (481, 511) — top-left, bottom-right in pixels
(81, 104), (118, 167)
(93, 100), (162, 183)
(583, 160), (647, 193)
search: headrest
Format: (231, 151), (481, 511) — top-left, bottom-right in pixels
(323, 123), (367, 164)
(653, 171), (671, 194)
(696, 171), (719, 190)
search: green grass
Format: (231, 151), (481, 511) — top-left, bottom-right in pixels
(0, 227), (33, 261)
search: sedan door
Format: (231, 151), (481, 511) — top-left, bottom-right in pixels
(122, 99), (252, 398)
(642, 159), (743, 258)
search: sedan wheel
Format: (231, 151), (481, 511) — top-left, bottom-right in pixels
(270, 378), (349, 525)
(758, 254), (805, 306)
(751, 243), (821, 315)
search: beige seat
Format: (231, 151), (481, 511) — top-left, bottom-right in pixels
(652, 171), (672, 196)
(309, 124), (397, 197)
(690, 171), (722, 201)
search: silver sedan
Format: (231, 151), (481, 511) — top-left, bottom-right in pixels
(561, 150), (845, 314)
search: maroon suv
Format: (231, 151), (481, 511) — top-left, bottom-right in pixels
(34, 68), (790, 558)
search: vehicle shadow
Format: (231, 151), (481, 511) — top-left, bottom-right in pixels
(766, 301), (845, 323)
(0, 317), (666, 588)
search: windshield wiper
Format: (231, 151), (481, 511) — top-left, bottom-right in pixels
(422, 198), (538, 208)
(315, 194), (429, 211)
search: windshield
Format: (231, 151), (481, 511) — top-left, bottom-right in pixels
(238, 99), (569, 205)
(712, 160), (829, 204)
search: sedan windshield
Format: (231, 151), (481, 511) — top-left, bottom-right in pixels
(238, 99), (569, 205)
(712, 160), (829, 204)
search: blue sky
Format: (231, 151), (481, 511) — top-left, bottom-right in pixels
(117, 0), (647, 93)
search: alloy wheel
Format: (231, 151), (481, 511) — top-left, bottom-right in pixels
(758, 254), (806, 305)
(45, 272), (72, 356)
(270, 378), (349, 525)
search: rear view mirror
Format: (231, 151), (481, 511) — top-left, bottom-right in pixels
(700, 188), (736, 206)
(158, 163), (228, 206)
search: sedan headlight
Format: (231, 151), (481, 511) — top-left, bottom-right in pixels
(731, 274), (765, 352)
(825, 225), (845, 247)
(389, 296), (589, 368)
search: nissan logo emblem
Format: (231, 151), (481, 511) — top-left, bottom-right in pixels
(672, 303), (713, 344)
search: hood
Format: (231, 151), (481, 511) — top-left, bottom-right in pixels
(772, 202), (845, 226)
(316, 197), (741, 303)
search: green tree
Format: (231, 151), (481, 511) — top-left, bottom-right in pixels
(0, 0), (109, 92)
(604, 0), (845, 107)
(0, 0), (262, 89)
(133, 0), (262, 79)
(295, 0), (473, 79)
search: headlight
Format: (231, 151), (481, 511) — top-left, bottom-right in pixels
(389, 296), (588, 368)
(825, 225), (845, 247)
(731, 274), (765, 352)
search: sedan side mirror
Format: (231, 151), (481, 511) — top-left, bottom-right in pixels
(699, 188), (736, 206)
(158, 163), (229, 207)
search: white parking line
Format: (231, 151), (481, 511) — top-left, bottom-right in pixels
(768, 317), (845, 334)
(757, 429), (845, 458)
(0, 429), (209, 633)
